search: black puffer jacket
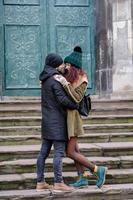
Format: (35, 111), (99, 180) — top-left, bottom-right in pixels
(39, 54), (78, 141)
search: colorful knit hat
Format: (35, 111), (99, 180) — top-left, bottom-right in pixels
(64, 46), (82, 69)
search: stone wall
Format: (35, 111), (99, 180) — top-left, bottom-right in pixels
(112, 0), (133, 96)
(95, 0), (133, 98)
(95, 0), (113, 98)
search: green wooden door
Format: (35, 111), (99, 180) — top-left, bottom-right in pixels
(47, 0), (95, 94)
(0, 0), (47, 96)
(0, 0), (95, 96)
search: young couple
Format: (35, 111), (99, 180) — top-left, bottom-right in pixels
(36, 46), (107, 192)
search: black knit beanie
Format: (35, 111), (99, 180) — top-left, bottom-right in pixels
(45, 53), (63, 68)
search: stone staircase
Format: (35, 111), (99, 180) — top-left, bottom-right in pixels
(0, 98), (133, 200)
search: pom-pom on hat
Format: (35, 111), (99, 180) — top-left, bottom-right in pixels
(64, 46), (82, 69)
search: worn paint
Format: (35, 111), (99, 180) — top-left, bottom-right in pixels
(0, 0), (95, 96)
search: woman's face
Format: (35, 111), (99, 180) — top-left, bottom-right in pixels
(65, 63), (71, 70)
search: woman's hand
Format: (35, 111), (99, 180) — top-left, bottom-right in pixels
(54, 75), (69, 86)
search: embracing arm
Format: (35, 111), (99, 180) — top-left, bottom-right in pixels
(63, 82), (87, 103)
(52, 81), (79, 110)
(54, 75), (87, 103)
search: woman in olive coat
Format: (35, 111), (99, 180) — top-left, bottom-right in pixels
(54, 46), (107, 189)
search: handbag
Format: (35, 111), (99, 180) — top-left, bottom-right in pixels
(78, 94), (91, 116)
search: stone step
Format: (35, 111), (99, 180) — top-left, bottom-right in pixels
(0, 109), (41, 117)
(84, 123), (133, 133)
(0, 99), (133, 117)
(0, 184), (133, 200)
(0, 107), (133, 117)
(0, 156), (132, 175)
(0, 142), (133, 161)
(0, 100), (41, 110)
(0, 126), (41, 136)
(91, 107), (133, 115)
(0, 123), (133, 136)
(92, 98), (133, 108)
(1, 131), (132, 145)
(0, 135), (41, 146)
(0, 115), (133, 127)
(0, 169), (133, 190)
(83, 115), (133, 124)
(0, 98), (133, 108)
(0, 132), (133, 146)
(79, 132), (133, 143)
(0, 116), (41, 127)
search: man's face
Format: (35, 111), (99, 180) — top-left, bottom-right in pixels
(57, 63), (66, 74)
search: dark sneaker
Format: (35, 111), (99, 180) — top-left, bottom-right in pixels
(95, 166), (108, 188)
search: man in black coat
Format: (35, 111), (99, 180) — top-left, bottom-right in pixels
(36, 53), (78, 192)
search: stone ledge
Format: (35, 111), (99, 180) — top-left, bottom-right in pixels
(0, 169), (133, 188)
(0, 142), (133, 161)
(0, 156), (133, 175)
(0, 184), (133, 200)
(0, 142), (133, 153)
(1, 114), (133, 120)
(0, 132), (132, 146)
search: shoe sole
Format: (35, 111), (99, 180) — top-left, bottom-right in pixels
(53, 189), (74, 193)
(78, 185), (88, 189)
(36, 187), (53, 192)
(97, 167), (108, 188)
(36, 189), (50, 192)
(69, 184), (88, 188)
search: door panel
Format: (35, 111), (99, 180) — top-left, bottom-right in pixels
(55, 0), (90, 6)
(4, 0), (40, 5)
(48, 0), (95, 94)
(5, 25), (41, 89)
(0, 0), (95, 96)
(1, 0), (47, 96)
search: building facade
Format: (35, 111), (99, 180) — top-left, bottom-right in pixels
(0, 0), (133, 99)
(96, 0), (133, 99)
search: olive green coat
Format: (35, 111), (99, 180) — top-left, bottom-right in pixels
(63, 75), (88, 139)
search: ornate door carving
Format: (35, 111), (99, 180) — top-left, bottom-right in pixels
(47, 0), (95, 94)
(0, 0), (95, 96)
(0, 0), (47, 96)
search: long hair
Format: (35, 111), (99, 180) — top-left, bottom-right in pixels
(64, 66), (86, 84)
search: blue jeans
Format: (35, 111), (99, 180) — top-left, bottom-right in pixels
(37, 139), (66, 183)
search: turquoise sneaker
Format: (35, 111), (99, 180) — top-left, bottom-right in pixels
(95, 166), (108, 188)
(69, 174), (89, 188)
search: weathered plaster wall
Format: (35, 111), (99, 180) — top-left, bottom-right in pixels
(95, 0), (113, 98)
(112, 0), (133, 93)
